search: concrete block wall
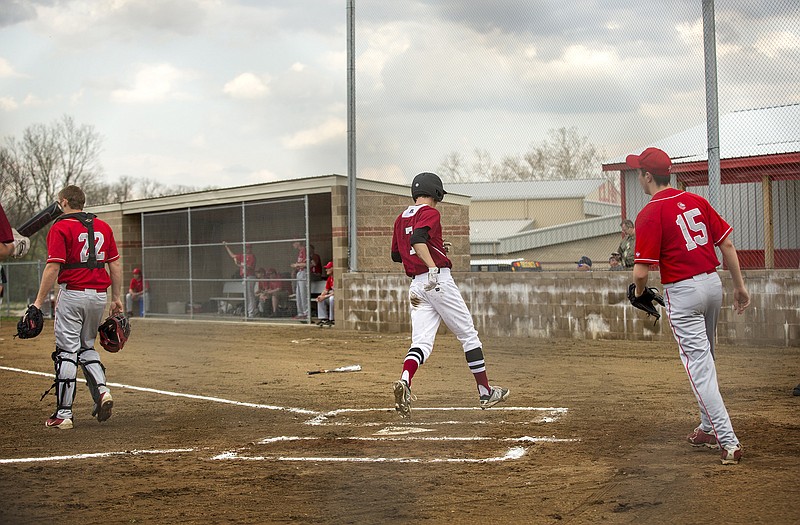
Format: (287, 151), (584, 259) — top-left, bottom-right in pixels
(342, 270), (800, 347)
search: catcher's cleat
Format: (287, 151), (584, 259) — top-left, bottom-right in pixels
(393, 380), (414, 418)
(480, 386), (510, 409)
(687, 426), (719, 448)
(93, 392), (113, 423)
(45, 415), (73, 429)
(720, 444), (742, 465)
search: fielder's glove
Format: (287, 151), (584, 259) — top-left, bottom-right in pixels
(15, 304), (44, 339)
(11, 228), (30, 258)
(627, 283), (665, 321)
(423, 267), (440, 291)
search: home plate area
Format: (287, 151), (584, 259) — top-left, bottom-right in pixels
(212, 406), (578, 463)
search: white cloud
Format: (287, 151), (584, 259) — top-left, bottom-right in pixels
(359, 164), (407, 185)
(290, 62), (306, 72)
(281, 117), (346, 149)
(242, 168), (281, 185)
(357, 24), (412, 89)
(0, 96), (18, 111)
(223, 72), (270, 99)
(111, 63), (191, 103)
(755, 30), (800, 58)
(22, 94), (47, 106)
(0, 57), (24, 77)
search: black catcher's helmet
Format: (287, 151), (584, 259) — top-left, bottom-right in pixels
(411, 172), (447, 202)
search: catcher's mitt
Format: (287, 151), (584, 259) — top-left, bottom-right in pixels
(627, 283), (665, 321)
(98, 314), (131, 353)
(16, 304), (44, 339)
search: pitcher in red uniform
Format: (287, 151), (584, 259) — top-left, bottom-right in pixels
(628, 147), (750, 464)
(32, 185), (123, 429)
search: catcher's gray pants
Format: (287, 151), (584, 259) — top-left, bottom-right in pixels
(52, 286), (110, 420)
(664, 271), (739, 447)
(408, 268), (482, 362)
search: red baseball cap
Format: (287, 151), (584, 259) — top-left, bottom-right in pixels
(625, 147), (671, 177)
(133, 268), (141, 274)
(324, 261), (333, 269)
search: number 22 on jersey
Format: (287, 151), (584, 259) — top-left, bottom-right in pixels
(78, 231), (106, 262)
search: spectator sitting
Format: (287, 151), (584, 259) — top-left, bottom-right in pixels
(576, 256), (593, 271)
(308, 244), (323, 280)
(125, 267), (150, 316)
(256, 267), (287, 317)
(316, 261), (334, 327)
(609, 253), (625, 271)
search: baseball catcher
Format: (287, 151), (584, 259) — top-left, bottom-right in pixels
(627, 282), (665, 321)
(15, 304), (44, 339)
(98, 313), (131, 353)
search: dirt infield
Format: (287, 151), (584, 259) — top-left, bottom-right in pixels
(0, 319), (798, 524)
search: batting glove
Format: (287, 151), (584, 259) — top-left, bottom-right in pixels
(11, 228), (30, 258)
(423, 267), (440, 291)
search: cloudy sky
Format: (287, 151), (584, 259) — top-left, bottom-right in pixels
(1, 0), (797, 190)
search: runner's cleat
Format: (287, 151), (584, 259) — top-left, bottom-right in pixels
(393, 380), (414, 418)
(480, 386), (510, 409)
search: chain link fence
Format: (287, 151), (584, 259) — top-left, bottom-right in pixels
(0, 261), (53, 320)
(357, 1), (799, 272)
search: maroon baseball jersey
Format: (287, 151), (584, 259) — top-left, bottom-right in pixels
(392, 204), (452, 277)
(0, 203), (13, 244)
(46, 215), (119, 290)
(634, 188), (732, 284)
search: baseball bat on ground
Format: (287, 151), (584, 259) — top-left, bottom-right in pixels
(17, 202), (63, 237)
(307, 364), (362, 375)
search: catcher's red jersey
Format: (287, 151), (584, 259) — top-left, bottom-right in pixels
(634, 188), (732, 284)
(46, 216), (119, 290)
(392, 204), (452, 277)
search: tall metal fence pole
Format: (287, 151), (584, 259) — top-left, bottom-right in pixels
(702, 0), (721, 210)
(347, 0), (358, 272)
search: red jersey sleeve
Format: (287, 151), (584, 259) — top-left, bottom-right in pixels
(0, 203), (13, 244)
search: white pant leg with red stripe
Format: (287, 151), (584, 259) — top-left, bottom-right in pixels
(665, 272), (739, 447)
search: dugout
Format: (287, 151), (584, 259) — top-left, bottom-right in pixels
(88, 175), (472, 322)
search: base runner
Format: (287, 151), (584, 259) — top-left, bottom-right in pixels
(32, 185), (123, 429)
(627, 148), (750, 465)
(390, 172), (509, 418)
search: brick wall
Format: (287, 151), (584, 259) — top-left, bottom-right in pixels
(341, 270), (800, 347)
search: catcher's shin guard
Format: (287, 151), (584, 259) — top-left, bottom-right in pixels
(40, 347), (78, 416)
(78, 347), (108, 409)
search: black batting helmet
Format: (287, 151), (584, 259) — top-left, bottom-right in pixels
(411, 172), (447, 202)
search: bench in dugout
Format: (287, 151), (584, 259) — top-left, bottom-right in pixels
(209, 281), (246, 315)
